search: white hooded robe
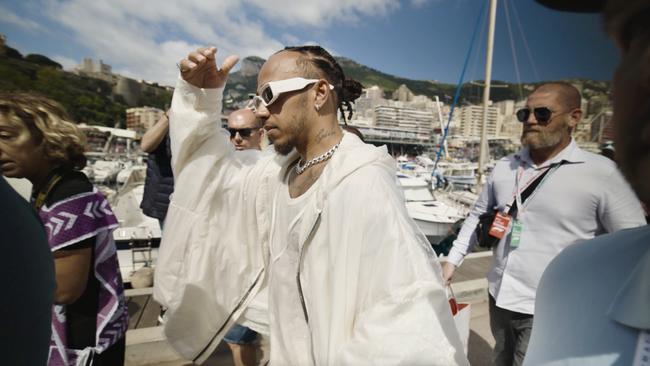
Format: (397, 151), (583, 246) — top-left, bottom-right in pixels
(154, 78), (468, 366)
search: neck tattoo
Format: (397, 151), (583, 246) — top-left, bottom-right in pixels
(315, 129), (336, 144)
(295, 140), (341, 175)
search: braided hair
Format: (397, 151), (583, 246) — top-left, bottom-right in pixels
(283, 45), (363, 124)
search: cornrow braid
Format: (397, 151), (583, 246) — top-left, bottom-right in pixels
(283, 45), (363, 124)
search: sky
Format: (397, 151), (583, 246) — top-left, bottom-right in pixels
(0, 0), (618, 87)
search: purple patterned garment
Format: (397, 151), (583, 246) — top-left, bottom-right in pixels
(39, 189), (128, 366)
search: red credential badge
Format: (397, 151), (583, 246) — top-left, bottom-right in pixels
(488, 212), (512, 239)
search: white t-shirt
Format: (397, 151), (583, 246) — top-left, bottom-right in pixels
(239, 278), (269, 335)
(268, 172), (318, 364)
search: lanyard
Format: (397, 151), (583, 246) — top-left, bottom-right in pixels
(31, 173), (63, 211)
(514, 162), (562, 217)
(513, 163), (547, 197)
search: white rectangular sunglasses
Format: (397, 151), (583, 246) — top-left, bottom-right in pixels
(247, 77), (334, 111)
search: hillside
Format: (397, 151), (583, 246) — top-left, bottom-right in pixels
(224, 55), (611, 107)
(0, 42), (171, 127)
(1, 39), (610, 123)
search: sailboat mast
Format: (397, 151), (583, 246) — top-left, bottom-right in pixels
(435, 95), (449, 159)
(477, 0), (497, 187)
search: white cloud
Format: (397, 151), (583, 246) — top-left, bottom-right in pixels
(409, 0), (429, 7)
(41, 0), (286, 85)
(39, 0), (407, 86)
(51, 55), (78, 70)
(0, 4), (43, 32)
(282, 33), (301, 45)
(245, 0), (399, 26)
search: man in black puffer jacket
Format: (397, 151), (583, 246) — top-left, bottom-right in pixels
(140, 111), (174, 228)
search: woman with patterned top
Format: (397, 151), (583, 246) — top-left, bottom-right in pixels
(0, 93), (128, 366)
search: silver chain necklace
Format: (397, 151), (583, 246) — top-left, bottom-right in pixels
(295, 141), (341, 175)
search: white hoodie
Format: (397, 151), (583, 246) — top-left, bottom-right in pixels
(154, 78), (469, 366)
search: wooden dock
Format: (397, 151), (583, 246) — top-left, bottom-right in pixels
(446, 251), (492, 283)
(125, 251), (494, 365)
(125, 252), (492, 330)
(127, 287), (162, 330)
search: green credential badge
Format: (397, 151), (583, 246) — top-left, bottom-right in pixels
(510, 220), (523, 249)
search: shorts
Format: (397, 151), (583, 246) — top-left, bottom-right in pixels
(223, 324), (258, 345)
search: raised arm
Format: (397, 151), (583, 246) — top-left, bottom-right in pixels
(169, 47), (239, 176)
(155, 47), (266, 333)
(140, 112), (169, 153)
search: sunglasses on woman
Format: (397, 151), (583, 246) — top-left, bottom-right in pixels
(247, 77), (334, 112)
(227, 128), (256, 138)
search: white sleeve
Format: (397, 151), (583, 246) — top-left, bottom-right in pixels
(598, 167), (646, 232)
(153, 77), (271, 362)
(446, 174), (494, 267)
(335, 167), (469, 366)
(166, 77), (234, 209)
(154, 77), (262, 308)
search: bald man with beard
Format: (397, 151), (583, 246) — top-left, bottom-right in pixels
(524, 1), (650, 365)
(442, 82), (646, 366)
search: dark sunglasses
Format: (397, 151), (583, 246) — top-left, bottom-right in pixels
(516, 107), (556, 124)
(227, 128), (256, 138)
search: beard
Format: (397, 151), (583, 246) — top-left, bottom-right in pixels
(273, 135), (296, 155)
(521, 118), (569, 150)
(271, 118), (306, 156)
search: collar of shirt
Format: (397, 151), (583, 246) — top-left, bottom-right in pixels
(514, 138), (584, 170)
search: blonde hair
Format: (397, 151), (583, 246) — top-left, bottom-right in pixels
(0, 92), (87, 169)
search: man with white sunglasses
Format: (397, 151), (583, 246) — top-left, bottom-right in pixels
(154, 45), (468, 365)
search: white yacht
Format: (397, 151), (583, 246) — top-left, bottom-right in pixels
(79, 126), (159, 283)
(397, 155), (437, 182)
(91, 160), (123, 184)
(397, 173), (465, 244)
(109, 166), (161, 283)
(435, 162), (478, 190)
